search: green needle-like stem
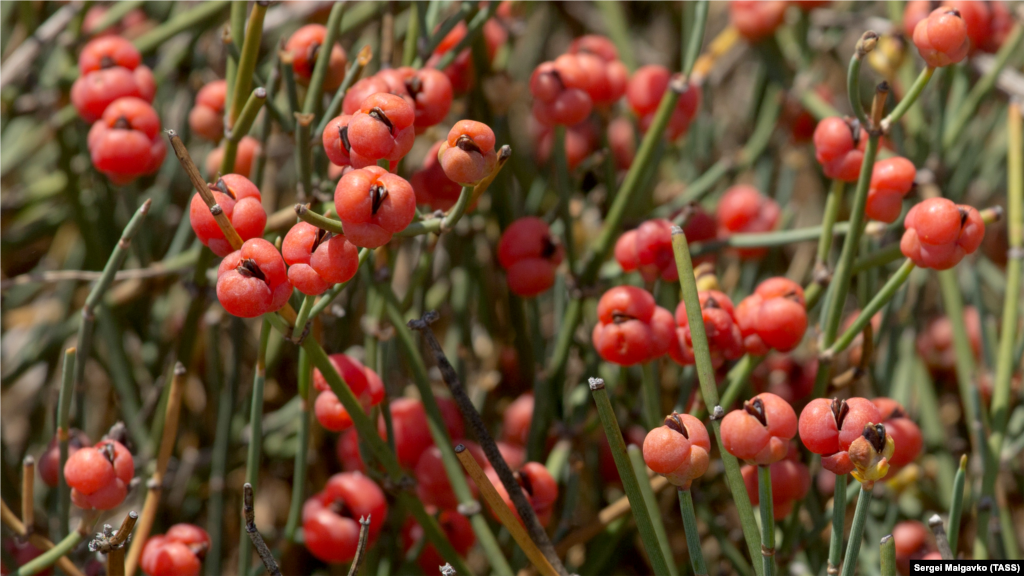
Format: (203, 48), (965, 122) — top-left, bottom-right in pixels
(840, 485), (872, 576)
(238, 318), (270, 576)
(294, 203), (345, 234)
(227, 1), (267, 126)
(882, 66), (934, 131)
(880, 534), (896, 576)
(290, 294), (315, 342)
(678, 489), (709, 576)
(221, 87), (266, 175)
(681, 1), (709, 78)
(302, 2), (345, 117)
(641, 361), (661, 430)
(825, 259), (915, 357)
(628, 446), (678, 576)
(948, 454), (968, 554)
(12, 529), (84, 576)
(284, 348), (312, 543)
(846, 32), (877, 128)
(758, 465), (776, 576)
(828, 473), (849, 575)
(56, 347), (76, 538)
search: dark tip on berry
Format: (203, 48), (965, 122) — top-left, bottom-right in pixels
(889, 405), (906, 419)
(947, 8), (962, 18)
(744, 397), (768, 427)
(540, 235), (558, 259)
(830, 398), (850, 428)
(370, 183), (389, 215)
(306, 42), (321, 65)
(368, 106), (395, 134)
(405, 76), (423, 97)
(862, 423), (887, 453)
(214, 177), (235, 199)
(958, 207), (969, 228)
(237, 258), (267, 282)
(611, 312), (637, 324)
(664, 413), (689, 438)
(311, 227), (331, 253)
(704, 296), (720, 310)
(100, 55), (117, 69)
(102, 443), (116, 464)
(455, 134), (483, 154)
(338, 125), (351, 152)
(113, 116), (131, 130)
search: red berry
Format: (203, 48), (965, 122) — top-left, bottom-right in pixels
(282, 222), (359, 296)
(484, 462), (559, 527)
(347, 93), (416, 163)
(977, 1), (1013, 53)
(900, 198), (985, 269)
(497, 217), (564, 297)
(333, 166), (417, 248)
(669, 290), (744, 368)
(438, 120), (498, 184)
(626, 65), (702, 141)
(721, 392), (798, 465)
(86, 97), (165, 185)
(78, 36), (140, 74)
(866, 157), (917, 223)
(592, 286), (662, 366)
(64, 439), (133, 510)
(913, 8), (969, 68)
(735, 277), (807, 354)
(286, 24), (347, 91)
(730, 1), (789, 42)
(323, 114), (375, 168)
(310, 353), (384, 431)
(402, 509), (475, 574)
(716, 185), (781, 258)
(872, 398), (923, 475)
(813, 117), (867, 182)
(382, 67), (454, 129)
(893, 520), (934, 575)
(38, 430), (90, 488)
(303, 472), (387, 563)
(643, 413), (711, 489)
(71, 66), (156, 124)
(502, 393), (534, 446)
(189, 174), (266, 257)
(614, 219), (678, 282)
(741, 456), (811, 517)
(343, 77), (393, 115)
(798, 397), (881, 475)
(411, 141), (464, 211)
(205, 136), (261, 178)
(140, 525), (210, 576)
(530, 59), (594, 126)
(916, 307), (982, 372)
(215, 238), (292, 318)
(188, 80), (227, 142)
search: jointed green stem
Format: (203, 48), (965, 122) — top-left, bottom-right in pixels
(238, 318), (270, 576)
(839, 485), (872, 576)
(817, 180), (846, 266)
(12, 529), (84, 576)
(681, 1), (709, 78)
(948, 454), (968, 553)
(758, 465), (776, 576)
(828, 473), (849, 575)
(227, 1), (267, 127)
(880, 534), (896, 576)
(679, 489), (709, 576)
(220, 88), (266, 175)
(628, 446), (679, 576)
(284, 348), (312, 542)
(290, 295), (315, 342)
(825, 259), (915, 358)
(56, 347), (76, 539)
(882, 66), (934, 131)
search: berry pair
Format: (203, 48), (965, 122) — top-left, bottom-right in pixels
(333, 165), (416, 248)
(344, 67), (453, 130)
(324, 92), (417, 169)
(87, 96), (166, 185)
(912, 7), (969, 68)
(642, 413), (711, 489)
(286, 24), (347, 92)
(799, 397), (882, 475)
(215, 238), (292, 318)
(497, 217), (565, 297)
(716, 185), (781, 258)
(530, 57), (594, 126)
(813, 117), (867, 183)
(189, 174), (267, 257)
(303, 472), (387, 564)
(140, 524), (210, 576)
(282, 222), (360, 296)
(741, 445), (811, 517)
(38, 430), (90, 488)
(626, 65), (702, 141)
(668, 290), (745, 369)
(735, 277), (808, 355)
(614, 219), (679, 283)
(311, 353), (385, 432)
(189, 80), (227, 142)
(592, 286), (675, 366)
(720, 392), (798, 465)
(865, 157), (917, 223)
(63, 439), (133, 510)
(71, 36), (155, 123)
(906, 1), (1014, 54)
(900, 197), (985, 269)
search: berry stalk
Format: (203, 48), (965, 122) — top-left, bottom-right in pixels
(880, 534), (896, 576)
(12, 511), (97, 576)
(881, 65), (935, 133)
(0, 501), (83, 576)
(948, 454), (969, 554)
(824, 258), (916, 358)
(284, 348), (312, 543)
(588, 378), (676, 576)
(627, 446), (679, 576)
(678, 489), (708, 576)
(846, 31), (877, 129)
(227, 1), (267, 127)
(838, 484), (872, 576)
(55, 347), (76, 539)
(827, 473), (849, 575)
(237, 318), (270, 576)
(758, 465), (776, 576)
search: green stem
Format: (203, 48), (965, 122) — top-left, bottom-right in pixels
(839, 485), (872, 576)
(228, 1), (267, 127)
(205, 319), (236, 576)
(758, 465), (776, 576)
(942, 24), (1023, 149)
(826, 259), (915, 357)
(628, 446), (679, 576)
(290, 294), (315, 341)
(681, 1), (708, 78)
(847, 41), (870, 128)
(589, 378), (675, 576)
(56, 347), (76, 539)
(295, 204), (345, 234)
(880, 534), (896, 576)
(948, 454), (968, 553)
(284, 348), (312, 542)
(641, 362), (661, 430)
(672, 229), (763, 576)
(131, 1), (229, 53)
(238, 318), (270, 576)
(221, 88), (267, 175)
(314, 48), (371, 140)
(828, 473), (849, 575)
(302, 2), (345, 117)
(691, 221), (864, 258)
(431, 1), (498, 71)
(817, 180), (846, 266)
(678, 489), (709, 576)
(294, 114), (315, 200)
(883, 66), (934, 130)
(306, 248), (370, 319)
(852, 243), (903, 274)
(12, 531), (83, 576)
(701, 353), (762, 417)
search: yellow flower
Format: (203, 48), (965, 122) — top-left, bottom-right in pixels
(848, 423), (896, 489)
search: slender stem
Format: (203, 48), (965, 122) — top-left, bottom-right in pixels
(880, 534), (896, 576)
(0, 501), (84, 576)
(239, 319), (270, 576)
(672, 228), (764, 576)
(828, 473), (849, 575)
(20, 456), (33, 534)
(431, 1), (499, 71)
(131, 1), (229, 53)
(882, 66), (934, 131)
(929, 514), (954, 560)
(678, 489), (709, 576)
(703, 354), (764, 417)
(284, 348), (312, 542)
(205, 319), (235, 576)
(846, 32), (878, 128)
(825, 259), (915, 357)
(942, 24), (1022, 149)
(105, 511), (139, 576)
(641, 362), (661, 430)
(346, 516), (372, 576)
(221, 87), (267, 174)
(800, 84), (841, 120)
(290, 294), (315, 342)
(242, 483), (282, 576)
(628, 446), (679, 576)
(124, 363), (187, 576)
(314, 45), (373, 140)
(758, 465), (776, 576)
(228, 1), (268, 126)
(454, 445), (559, 576)
(852, 243), (904, 274)
(306, 247), (370, 319)
(402, 2), (418, 67)
(681, 1), (709, 78)
(817, 180), (846, 268)
(294, 203), (345, 234)
(13, 530), (83, 576)
(302, 2), (345, 117)
(948, 454), (968, 554)
(589, 378), (676, 576)
(56, 347), (75, 538)
(839, 485), (872, 576)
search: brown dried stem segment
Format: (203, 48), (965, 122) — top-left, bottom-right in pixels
(408, 312), (568, 576)
(242, 483), (282, 576)
(167, 130), (244, 250)
(346, 516), (372, 576)
(105, 511), (139, 576)
(454, 445), (559, 576)
(125, 362), (187, 576)
(21, 456), (34, 534)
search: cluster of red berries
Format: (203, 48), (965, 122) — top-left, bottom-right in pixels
(189, 80), (227, 142)
(530, 37), (626, 127)
(892, 520), (941, 574)
(911, 7), (970, 67)
(215, 238), (292, 318)
(140, 524), (210, 576)
(735, 277), (808, 355)
(716, 185), (781, 259)
(900, 197), (985, 270)
(721, 392), (799, 465)
(282, 222), (359, 296)
(73, 37), (164, 184)
(866, 157), (917, 223)
(189, 174), (267, 257)
(642, 413), (711, 489)
(730, 1), (827, 43)
(813, 117), (867, 182)
(905, 1), (1013, 55)
(799, 397), (883, 475)
(302, 472), (387, 564)
(614, 218), (685, 282)
(668, 289), (745, 369)
(287, 24), (348, 91)
(343, 66), (453, 132)
(592, 286), (675, 366)
(497, 217), (565, 297)
(741, 444), (811, 517)
(63, 438), (133, 510)
(312, 353), (385, 432)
